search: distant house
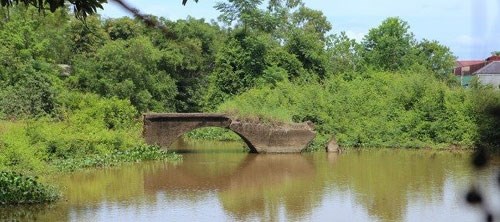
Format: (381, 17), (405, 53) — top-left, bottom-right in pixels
(454, 60), (485, 86)
(454, 55), (500, 87)
(474, 61), (500, 88)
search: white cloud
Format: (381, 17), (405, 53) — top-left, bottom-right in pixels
(455, 35), (482, 46)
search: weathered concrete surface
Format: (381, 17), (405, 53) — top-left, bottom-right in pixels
(143, 113), (233, 149)
(229, 121), (316, 153)
(326, 136), (340, 153)
(143, 113), (316, 153)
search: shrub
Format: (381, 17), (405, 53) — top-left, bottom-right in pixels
(0, 121), (46, 173)
(0, 64), (60, 119)
(0, 92), (143, 172)
(218, 71), (478, 149)
(0, 171), (59, 204)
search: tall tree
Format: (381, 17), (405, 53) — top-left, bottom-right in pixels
(290, 6), (331, 40)
(68, 15), (109, 55)
(415, 39), (456, 78)
(70, 37), (178, 112)
(215, 0), (263, 29)
(104, 17), (143, 40)
(326, 32), (364, 74)
(157, 17), (222, 112)
(362, 17), (415, 71)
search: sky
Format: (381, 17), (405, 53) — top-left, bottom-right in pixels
(98, 0), (500, 60)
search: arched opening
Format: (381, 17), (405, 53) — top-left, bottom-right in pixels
(168, 127), (258, 153)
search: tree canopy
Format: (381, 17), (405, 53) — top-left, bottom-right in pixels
(2, 0), (495, 152)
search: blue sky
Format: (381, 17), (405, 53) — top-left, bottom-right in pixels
(99, 0), (500, 60)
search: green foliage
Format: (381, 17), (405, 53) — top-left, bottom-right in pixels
(0, 6), (71, 64)
(205, 0), (333, 108)
(304, 134), (330, 152)
(218, 82), (294, 123)
(29, 93), (141, 160)
(157, 18), (222, 112)
(215, 0), (263, 28)
(0, 171), (59, 204)
(326, 32), (365, 74)
(219, 71), (478, 149)
(0, 0), (494, 159)
(205, 32), (272, 108)
(0, 121), (47, 172)
(285, 29), (329, 79)
(70, 36), (177, 112)
(0, 8), (64, 119)
(0, 0), (105, 19)
(415, 39), (456, 79)
(185, 127), (242, 141)
(470, 84), (500, 151)
(67, 15), (109, 55)
(290, 6), (331, 40)
(362, 17), (415, 71)
(0, 65), (59, 119)
(104, 17), (142, 41)
(53, 145), (181, 172)
(360, 17), (456, 78)
(0, 92), (143, 172)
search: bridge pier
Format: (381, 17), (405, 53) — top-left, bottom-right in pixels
(143, 113), (316, 153)
(229, 121), (316, 153)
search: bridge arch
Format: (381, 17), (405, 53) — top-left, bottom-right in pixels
(143, 113), (317, 153)
(143, 113), (257, 153)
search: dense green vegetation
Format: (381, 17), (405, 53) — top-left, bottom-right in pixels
(0, 172), (59, 204)
(0, 0), (499, 203)
(219, 71), (477, 149)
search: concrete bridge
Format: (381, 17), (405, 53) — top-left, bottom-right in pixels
(143, 113), (316, 153)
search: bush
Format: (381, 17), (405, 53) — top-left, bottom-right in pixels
(0, 64), (60, 119)
(0, 92), (143, 172)
(0, 121), (46, 173)
(218, 71), (478, 149)
(29, 93), (142, 160)
(69, 37), (178, 112)
(470, 82), (500, 151)
(0, 171), (59, 204)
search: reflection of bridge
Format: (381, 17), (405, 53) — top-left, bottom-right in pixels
(143, 113), (316, 153)
(143, 154), (317, 193)
(143, 153), (324, 219)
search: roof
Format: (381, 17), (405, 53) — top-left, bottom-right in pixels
(486, 55), (500, 62)
(474, 61), (500, 74)
(456, 60), (484, 67)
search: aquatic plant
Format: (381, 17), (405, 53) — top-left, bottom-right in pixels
(0, 172), (59, 205)
(53, 145), (182, 172)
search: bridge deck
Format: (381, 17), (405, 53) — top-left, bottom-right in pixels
(144, 113), (228, 118)
(144, 113), (231, 122)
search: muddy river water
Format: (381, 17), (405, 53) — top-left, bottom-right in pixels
(2, 139), (499, 221)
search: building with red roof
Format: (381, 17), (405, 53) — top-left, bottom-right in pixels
(454, 55), (500, 87)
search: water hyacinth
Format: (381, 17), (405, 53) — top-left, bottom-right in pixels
(0, 172), (60, 205)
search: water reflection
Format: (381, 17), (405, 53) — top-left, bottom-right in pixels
(1, 140), (498, 221)
(329, 150), (468, 221)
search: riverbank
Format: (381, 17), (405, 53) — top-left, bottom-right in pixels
(0, 143), (181, 205)
(0, 93), (182, 204)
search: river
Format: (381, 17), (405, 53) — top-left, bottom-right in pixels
(1, 139), (499, 221)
